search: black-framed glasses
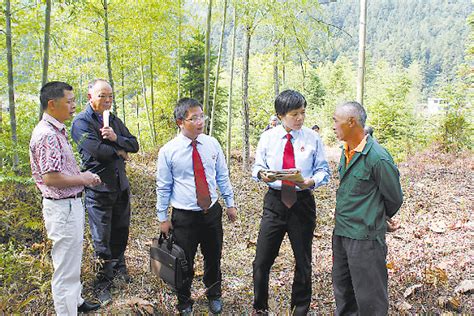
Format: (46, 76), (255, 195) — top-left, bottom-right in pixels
(185, 114), (208, 123)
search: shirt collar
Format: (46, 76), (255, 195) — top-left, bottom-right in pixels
(275, 125), (301, 139)
(42, 112), (66, 132)
(179, 132), (204, 146)
(86, 102), (105, 121)
(344, 135), (368, 153)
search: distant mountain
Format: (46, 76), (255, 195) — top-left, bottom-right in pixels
(315, 0), (472, 90)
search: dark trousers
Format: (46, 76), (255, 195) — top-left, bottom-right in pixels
(85, 188), (131, 264)
(253, 189), (316, 315)
(171, 202), (223, 310)
(332, 234), (388, 316)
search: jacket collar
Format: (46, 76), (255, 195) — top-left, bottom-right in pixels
(339, 135), (374, 179)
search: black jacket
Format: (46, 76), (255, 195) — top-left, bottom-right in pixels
(71, 104), (139, 192)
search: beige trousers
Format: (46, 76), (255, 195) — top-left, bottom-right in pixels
(42, 197), (85, 315)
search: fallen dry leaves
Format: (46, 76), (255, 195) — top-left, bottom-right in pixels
(20, 147), (473, 314)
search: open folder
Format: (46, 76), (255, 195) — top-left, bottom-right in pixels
(260, 168), (304, 182)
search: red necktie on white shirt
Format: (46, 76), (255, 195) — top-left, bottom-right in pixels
(281, 133), (297, 208)
(192, 140), (211, 210)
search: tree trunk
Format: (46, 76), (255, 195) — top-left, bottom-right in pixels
(39, 0), (51, 120)
(0, 99), (3, 170)
(273, 42), (279, 98)
(282, 37), (286, 87)
(103, 0), (117, 114)
(226, 7), (237, 165)
(356, 0), (367, 105)
(150, 43), (156, 143)
(177, 0), (182, 100)
(135, 93), (142, 149)
(121, 54), (126, 124)
(241, 25), (251, 171)
(299, 53), (306, 90)
(209, 0), (228, 137)
(5, 0), (19, 173)
(203, 0), (212, 132)
(138, 38), (156, 147)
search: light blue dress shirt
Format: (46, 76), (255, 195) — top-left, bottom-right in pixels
(156, 133), (235, 222)
(252, 125), (330, 190)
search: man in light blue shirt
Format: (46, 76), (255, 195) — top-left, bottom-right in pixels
(156, 98), (237, 315)
(252, 90), (330, 315)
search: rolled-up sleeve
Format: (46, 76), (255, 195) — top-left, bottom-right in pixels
(156, 147), (173, 222)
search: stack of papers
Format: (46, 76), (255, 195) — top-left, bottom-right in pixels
(260, 169), (304, 182)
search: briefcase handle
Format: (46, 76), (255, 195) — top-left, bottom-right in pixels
(158, 231), (175, 252)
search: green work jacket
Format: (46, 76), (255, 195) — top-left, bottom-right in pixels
(335, 136), (403, 241)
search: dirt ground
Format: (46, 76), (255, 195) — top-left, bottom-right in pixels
(22, 147), (474, 314)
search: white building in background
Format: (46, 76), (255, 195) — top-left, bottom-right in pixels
(425, 98), (447, 114)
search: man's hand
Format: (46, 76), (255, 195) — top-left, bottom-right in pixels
(81, 171), (101, 186)
(258, 170), (276, 183)
(100, 126), (117, 142)
(226, 207), (237, 223)
(387, 218), (400, 232)
(117, 149), (129, 161)
(160, 220), (172, 236)
(294, 178), (315, 190)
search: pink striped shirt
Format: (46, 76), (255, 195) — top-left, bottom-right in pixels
(29, 113), (83, 199)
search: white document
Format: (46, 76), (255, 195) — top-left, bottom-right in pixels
(103, 110), (110, 127)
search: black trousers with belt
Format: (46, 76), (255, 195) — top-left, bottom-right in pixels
(253, 188), (316, 315)
(171, 201), (223, 310)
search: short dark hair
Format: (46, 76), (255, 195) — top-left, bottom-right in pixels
(40, 81), (73, 110)
(312, 124), (320, 130)
(174, 98), (202, 121)
(274, 90), (307, 116)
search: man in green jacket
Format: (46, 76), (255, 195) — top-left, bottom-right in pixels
(332, 101), (403, 315)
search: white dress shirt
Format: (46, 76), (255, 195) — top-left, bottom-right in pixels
(252, 125), (330, 190)
(156, 133), (235, 222)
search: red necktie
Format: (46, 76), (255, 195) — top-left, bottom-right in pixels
(192, 140), (211, 210)
(282, 133), (297, 208)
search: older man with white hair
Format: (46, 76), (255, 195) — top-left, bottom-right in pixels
(332, 101), (403, 315)
(71, 79), (139, 305)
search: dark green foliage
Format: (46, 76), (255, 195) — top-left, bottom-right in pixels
(304, 70), (326, 110)
(181, 32), (208, 104)
(0, 178), (42, 245)
(313, 0), (471, 92)
(436, 79), (472, 153)
(0, 179), (49, 313)
(180, 31), (228, 142)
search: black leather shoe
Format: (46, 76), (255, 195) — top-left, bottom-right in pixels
(78, 300), (100, 313)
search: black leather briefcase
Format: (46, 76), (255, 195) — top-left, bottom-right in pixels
(150, 232), (189, 290)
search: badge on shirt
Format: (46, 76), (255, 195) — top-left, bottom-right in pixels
(300, 146), (305, 152)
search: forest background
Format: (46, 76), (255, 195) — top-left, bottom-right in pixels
(0, 0), (473, 314)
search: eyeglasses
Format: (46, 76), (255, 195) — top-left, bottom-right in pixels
(98, 94), (114, 99)
(185, 114), (208, 124)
